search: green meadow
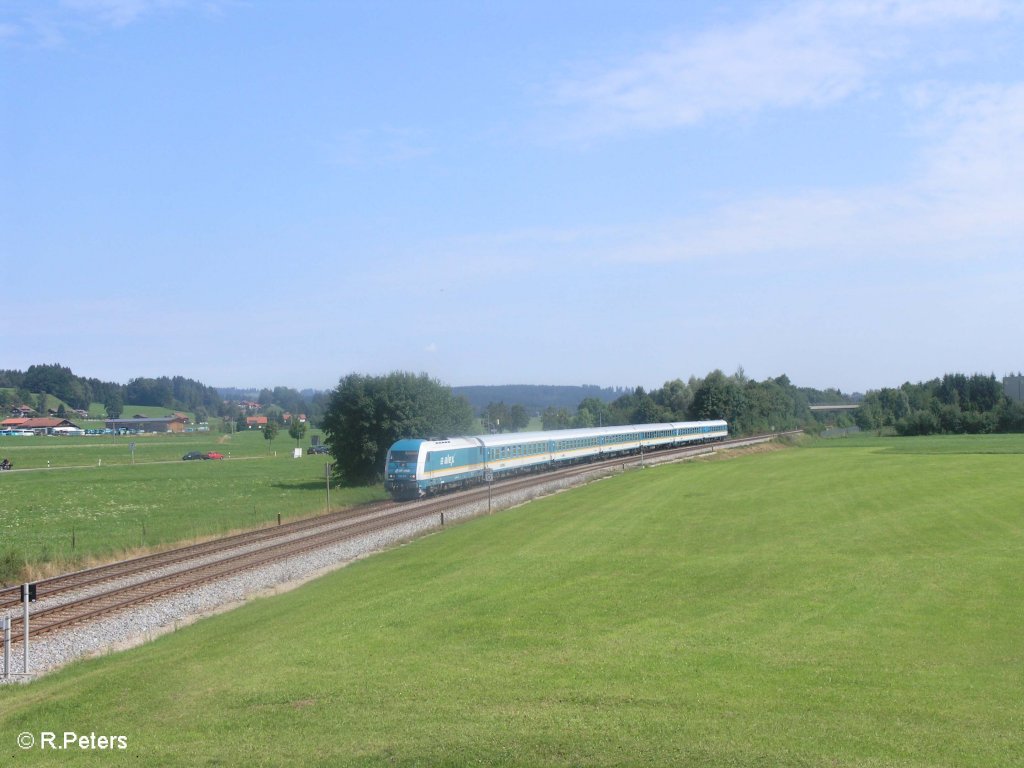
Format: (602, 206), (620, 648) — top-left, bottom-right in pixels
(1, 435), (1021, 766)
(0, 430), (385, 581)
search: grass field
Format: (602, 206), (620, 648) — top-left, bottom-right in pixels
(1, 435), (1022, 766)
(0, 430), (386, 582)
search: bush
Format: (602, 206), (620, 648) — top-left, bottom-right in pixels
(895, 410), (939, 436)
(0, 548), (25, 585)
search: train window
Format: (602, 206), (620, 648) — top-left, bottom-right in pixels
(389, 450), (419, 463)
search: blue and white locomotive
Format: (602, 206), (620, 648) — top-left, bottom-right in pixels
(384, 420), (727, 500)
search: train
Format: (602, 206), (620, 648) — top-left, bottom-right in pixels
(384, 419), (728, 500)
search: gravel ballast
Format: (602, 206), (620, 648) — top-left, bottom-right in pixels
(1, 462), (631, 683)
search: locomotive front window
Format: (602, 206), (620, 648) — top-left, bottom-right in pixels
(389, 450), (419, 463)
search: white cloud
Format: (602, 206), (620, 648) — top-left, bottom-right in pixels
(602, 81), (1024, 265)
(0, 0), (231, 45)
(60, 0), (169, 27)
(549, 0), (1020, 139)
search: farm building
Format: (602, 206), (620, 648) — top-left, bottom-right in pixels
(105, 416), (189, 433)
(3, 417), (82, 435)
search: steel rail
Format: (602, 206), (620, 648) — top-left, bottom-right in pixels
(6, 504), (436, 640)
(4, 430), (797, 641)
(0, 502), (393, 610)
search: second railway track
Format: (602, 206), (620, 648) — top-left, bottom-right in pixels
(2, 431), (791, 657)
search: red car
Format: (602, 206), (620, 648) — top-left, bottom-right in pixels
(205, 452), (225, 460)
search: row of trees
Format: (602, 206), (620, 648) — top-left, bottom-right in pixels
(536, 370), (842, 435)
(0, 364), (124, 415)
(0, 364), (229, 421)
(1, 365), (337, 431)
(855, 373), (1024, 435)
(320, 369), (855, 487)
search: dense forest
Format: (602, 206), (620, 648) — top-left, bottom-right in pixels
(524, 370), (853, 435)
(453, 385), (625, 413)
(854, 373), (1024, 435)
(0, 364), (227, 422)
(3, 364), (1021, 439)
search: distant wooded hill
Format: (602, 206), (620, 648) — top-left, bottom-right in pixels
(451, 385), (626, 414)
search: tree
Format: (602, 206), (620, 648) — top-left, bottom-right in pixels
(575, 397), (611, 428)
(104, 391), (124, 419)
(689, 370), (745, 423)
(321, 372), (474, 486)
(653, 379), (693, 420)
(483, 401), (510, 433)
(508, 404), (530, 432)
(263, 420), (279, 449)
(483, 401), (530, 432)
(289, 417), (307, 447)
(541, 406), (572, 430)
(15, 387), (33, 408)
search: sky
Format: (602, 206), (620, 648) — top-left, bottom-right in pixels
(3, 0), (1023, 395)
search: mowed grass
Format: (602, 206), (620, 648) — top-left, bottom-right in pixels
(0, 431), (384, 581)
(2, 436), (1023, 766)
(0, 428), (284, 470)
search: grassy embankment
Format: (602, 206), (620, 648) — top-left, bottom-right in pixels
(0, 429), (385, 582)
(1, 434), (1021, 765)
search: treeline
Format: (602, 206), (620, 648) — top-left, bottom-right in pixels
(454, 384), (624, 414)
(532, 370), (849, 435)
(855, 373), (1024, 435)
(0, 365), (122, 413)
(321, 369), (852, 486)
(0, 364), (228, 420)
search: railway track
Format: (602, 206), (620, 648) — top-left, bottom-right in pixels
(0, 502), (393, 611)
(1, 430), (793, 646)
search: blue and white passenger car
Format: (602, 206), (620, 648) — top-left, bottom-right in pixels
(384, 420), (727, 500)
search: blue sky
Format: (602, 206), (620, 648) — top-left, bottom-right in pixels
(3, 1), (1023, 394)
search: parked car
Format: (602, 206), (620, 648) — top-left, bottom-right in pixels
(182, 451), (207, 461)
(307, 445), (329, 455)
(205, 452), (225, 460)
